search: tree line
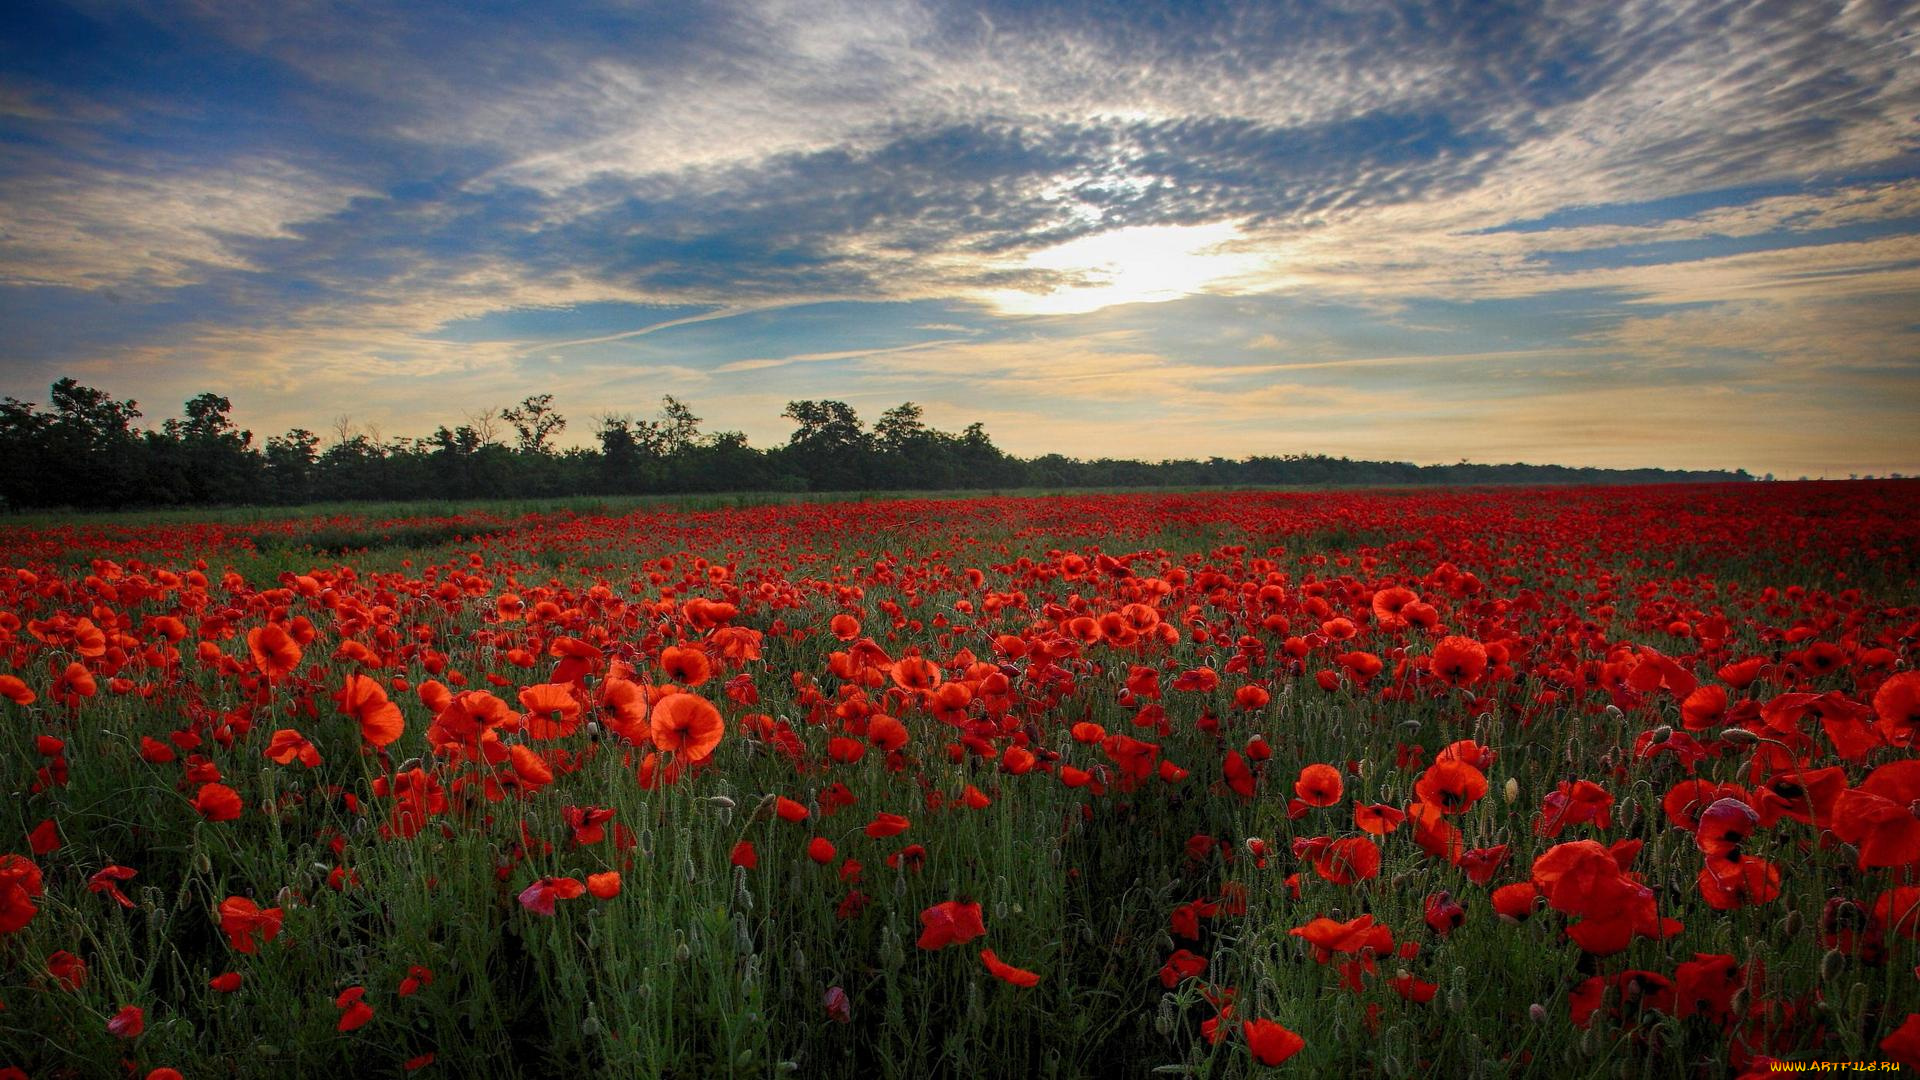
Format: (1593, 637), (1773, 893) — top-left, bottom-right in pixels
(0, 378), (1751, 510)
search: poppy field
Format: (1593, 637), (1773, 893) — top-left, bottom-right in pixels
(2, 482), (1919, 1078)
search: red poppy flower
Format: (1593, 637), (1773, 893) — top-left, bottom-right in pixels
(980, 949), (1040, 987)
(1160, 948), (1208, 987)
(864, 812), (910, 838)
(0, 853), (44, 933)
(246, 624), (302, 680)
(88, 864), (137, 908)
(1353, 803), (1405, 835)
(1310, 836), (1381, 885)
(517, 876), (586, 915)
(218, 896), (285, 953)
(518, 682), (584, 740)
(1697, 856), (1781, 910)
(1832, 760), (1920, 869)
(0, 675), (35, 706)
(1413, 760), (1488, 815)
(1875, 672), (1920, 746)
(649, 692), (724, 761)
(891, 656), (942, 692)
(47, 949), (86, 990)
(1293, 763), (1343, 807)
(1883, 1013), (1920, 1071)
(264, 728), (322, 768)
(1243, 1018), (1305, 1065)
(340, 674), (404, 748)
(194, 783), (243, 822)
(27, 819), (58, 856)
(107, 1004), (145, 1038)
(335, 986), (374, 1032)
(916, 900), (986, 949)
(1429, 637), (1488, 687)
(659, 646), (712, 688)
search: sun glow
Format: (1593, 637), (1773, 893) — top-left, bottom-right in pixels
(981, 221), (1268, 316)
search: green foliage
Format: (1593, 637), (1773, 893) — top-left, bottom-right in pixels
(0, 379), (1752, 512)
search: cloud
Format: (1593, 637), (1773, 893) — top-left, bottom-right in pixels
(0, 160), (366, 290)
(0, 0), (1915, 474)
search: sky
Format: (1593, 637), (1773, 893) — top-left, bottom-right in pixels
(1, 0), (1917, 477)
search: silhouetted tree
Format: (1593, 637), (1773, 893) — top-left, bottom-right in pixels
(265, 428), (321, 504)
(0, 377), (1755, 510)
(502, 394), (565, 455)
(781, 400), (872, 490)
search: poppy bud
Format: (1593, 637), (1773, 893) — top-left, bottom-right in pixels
(1820, 949), (1846, 982)
(1503, 778), (1520, 804)
(1846, 982), (1868, 1016)
(1648, 725), (1672, 745)
(1782, 910), (1803, 938)
(1528, 1003), (1547, 1024)
(1155, 994), (1177, 1036)
(1719, 728), (1758, 745)
(1728, 988), (1749, 1017)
